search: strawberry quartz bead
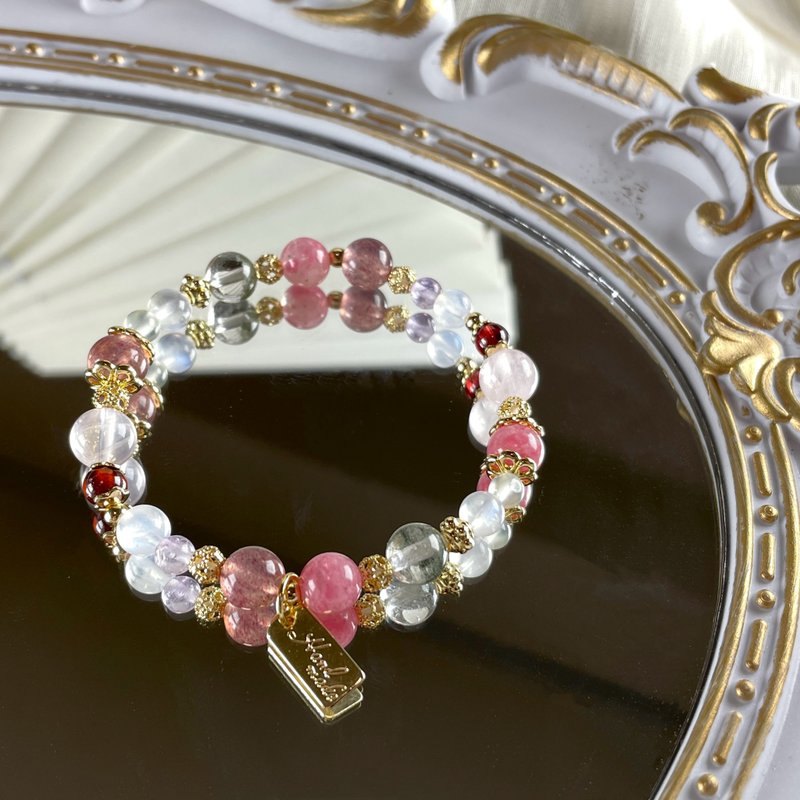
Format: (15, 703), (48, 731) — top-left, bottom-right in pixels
(342, 238), (392, 290)
(486, 422), (545, 467)
(340, 287), (386, 332)
(280, 237), (331, 286)
(87, 333), (150, 379)
(300, 552), (362, 616)
(223, 602), (278, 648)
(314, 607), (358, 648)
(219, 546), (285, 609)
(82, 465), (128, 506)
(282, 285), (329, 329)
(475, 322), (509, 356)
(126, 385), (161, 424)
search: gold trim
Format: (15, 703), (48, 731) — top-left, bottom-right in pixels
(712, 711), (743, 765)
(745, 619), (768, 671)
(747, 103), (787, 141)
(294, 0), (444, 37)
(753, 452), (773, 498)
(759, 533), (776, 581)
(695, 67), (763, 104)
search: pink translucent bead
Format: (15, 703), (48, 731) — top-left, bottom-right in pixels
(223, 602), (277, 648)
(300, 552), (362, 616)
(126, 384), (160, 424)
(219, 546), (285, 609)
(342, 237), (392, 290)
(486, 423), (545, 467)
(314, 607), (358, 648)
(339, 287), (386, 332)
(282, 285), (328, 329)
(280, 237), (331, 286)
(476, 471), (532, 507)
(87, 333), (150, 378)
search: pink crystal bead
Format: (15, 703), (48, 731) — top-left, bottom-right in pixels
(299, 552), (362, 616)
(486, 423), (545, 467)
(219, 546), (285, 609)
(477, 471), (532, 507)
(339, 287), (386, 332)
(223, 602), (277, 648)
(87, 333), (150, 378)
(126, 384), (160, 424)
(342, 237), (392, 290)
(280, 237), (331, 286)
(282, 285), (328, 329)
(314, 607), (358, 648)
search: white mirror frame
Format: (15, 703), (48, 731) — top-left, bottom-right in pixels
(1, 4), (798, 798)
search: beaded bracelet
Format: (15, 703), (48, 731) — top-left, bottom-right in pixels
(69, 237), (545, 722)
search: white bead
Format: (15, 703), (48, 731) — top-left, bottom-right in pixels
(451, 540), (493, 579)
(468, 396), (498, 446)
(488, 473), (525, 508)
(479, 348), (539, 403)
(69, 407), (138, 467)
(380, 581), (438, 629)
(124, 309), (159, 340)
(426, 330), (463, 368)
(432, 289), (472, 329)
(120, 457), (147, 505)
(147, 289), (191, 334)
(161, 575), (201, 616)
(147, 359), (169, 389)
(154, 332), (196, 374)
(116, 504), (171, 556)
(484, 522), (513, 551)
(125, 555), (171, 596)
(459, 491), (504, 539)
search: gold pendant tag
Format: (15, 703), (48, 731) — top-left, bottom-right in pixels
(267, 606), (365, 723)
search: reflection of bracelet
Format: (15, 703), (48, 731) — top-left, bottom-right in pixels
(69, 236), (545, 721)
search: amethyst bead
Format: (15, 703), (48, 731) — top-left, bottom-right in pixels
(410, 277), (441, 310)
(406, 312), (435, 343)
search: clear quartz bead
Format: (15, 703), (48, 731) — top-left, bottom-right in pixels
(468, 396), (499, 447)
(459, 491), (505, 539)
(451, 540), (493, 579)
(154, 333), (196, 374)
(205, 252), (257, 301)
(125, 555), (171, 596)
(209, 300), (259, 345)
(427, 330), (463, 368)
(154, 535), (195, 575)
(69, 407), (138, 467)
(147, 359), (169, 389)
(147, 289), (192, 334)
(125, 309), (159, 340)
(484, 522), (513, 551)
(380, 580), (438, 629)
(161, 575), (201, 616)
(385, 522), (447, 585)
(488, 473), (525, 508)
(432, 289), (472, 329)
(116, 504), (171, 556)
(120, 457), (147, 505)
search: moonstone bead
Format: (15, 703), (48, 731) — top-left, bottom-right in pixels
(477, 471), (532, 508)
(154, 332), (196, 374)
(315, 607), (358, 648)
(147, 289), (192, 334)
(406, 312), (435, 344)
(205, 251), (257, 300)
(385, 522), (447, 585)
(479, 348), (539, 402)
(300, 552), (362, 616)
(154, 534), (195, 575)
(125, 555), (171, 596)
(342, 237), (392, 290)
(124, 309), (159, 340)
(488, 472), (526, 508)
(468, 396), (498, 446)
(459, 491), (504, 539)
(410, 276), (441, 309)
(147, 359), (169, 389)
(281, 285), (328, 329)
(219, 546), (285, 609)
(484, 522), (513, 551)
(87, 333), (150, 379)
(487, 423), (545, 467)
(451, 540), (493, 579)
(70, 407), (138, 467)
(223, 602), (277, 648)
(120, 458), (147, 505)
(380, 581), (438, 629)
(116, 504), (171, 556)
(339, 287), (386, 332)
(281, 237), (331, 286)
(432, 289), (472, 329)
(161, 575), (201, 615)
(210, 300), (259, 345)
(427, 330), (463, 368)
(126, 384), (160, 424)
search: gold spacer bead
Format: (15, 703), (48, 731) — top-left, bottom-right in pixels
(134, 418), (152, 442)
(465, 312), (486, 335)
(327, 290), (343, 310)
(482, 450), (538, 485)
(505, 506), (525, 524)
(439, 516), (474, 554)
(194, 585), (226, 626)
(189, 545), (225, 586)
(330, 247), (344, 267)
(179, 274), (211, 308)
(355, 593), (386, 629)
(255, 254), (283, 284)
(255, 296), (283, 326)
(387, 266), (416, 294)
(484, 342), (509, 356)
(358, 554), (393, 593)
(435, 562), (463, 596)
(384, 305), (410, 333)
(497, 396), (532, 421)
(455, 357), (478, 385)
(185, 319), (216, 349)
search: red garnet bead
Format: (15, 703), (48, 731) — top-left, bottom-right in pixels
(464, 369), (481, 400)
(92, 510), (117, 538)
(475, 322), (509, 356)
(82, 465), (128, 507)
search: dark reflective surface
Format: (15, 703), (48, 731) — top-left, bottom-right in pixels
(0, 237), (720, 799)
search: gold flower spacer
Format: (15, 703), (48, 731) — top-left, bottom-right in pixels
(484, 341), (508, 356)
(189, 545), (225, 586)
(505, 506), (526, 524)
(255, 296), (283, 326)
(358, 554), (393, 593)
(179, 274), (211, 308)
(195, 586), (226, 626)
(94, 486), (130, 512)
(327, 290), (343, 310)
(329, 247), (344, 267)
(387, 266), (416, 294)
(355, 593), (385, 629)
(107, 326), (154, 360)
(465, 312), (486, 335)
(488, 396), (544, 437)
(85, 361), (144, 413)
(481, 450), (538, 485)
(186, 319), (216, 349)
(384, 305), (410, 333)
(435, 562), (463, 596)
(439, 516), (474, 554)
(255, 253), (283, 284)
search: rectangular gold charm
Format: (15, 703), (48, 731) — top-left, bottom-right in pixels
(267, 607), (365, 723)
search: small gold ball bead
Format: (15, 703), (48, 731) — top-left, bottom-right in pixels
(439, 516), (474, 554)
(185, 319), (215, 349)
(135, 419), (152, 442)
(255, 296), (283, 326)
(255, 254), (283, 284)
(327, 290), (343, 310)
(358, 554), (393, 593)
(387, 266), (416, 294)
(189, 545), (225, 586)
(179, 274), (211, 308)
(195, 585), (226, 625)
(455, 357), (478, 383)
(384, 305), (410, 333)
(465, 312), (486, 334)
(435, 562), (464, 596)
(497, 396), (532, 421)
(329, 247), (344, 267)
(355, 593), (386, 629)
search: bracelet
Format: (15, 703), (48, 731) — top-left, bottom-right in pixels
(68, 237), (546, 722)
